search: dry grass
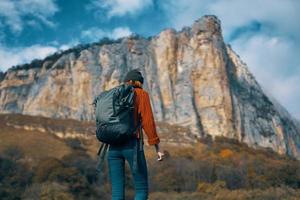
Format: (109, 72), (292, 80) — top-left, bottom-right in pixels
(0, 115), (72, 161)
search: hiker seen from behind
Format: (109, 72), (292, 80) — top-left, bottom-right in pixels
(93, 69), (164, 200)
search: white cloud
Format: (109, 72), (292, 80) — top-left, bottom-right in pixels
(160, 0), (212, 30)
(81, 28), (106, 41)
(111, 27), (132, 39)
(88, 0), (153, 18)
(0, 45), (58, 71)
(0, 38), (81, 72)
(81, 26), (132, 42)
(0, 0), (58, 33)
(59, 44), (71, 51)
(162, 0), (300, 38)
(232, 34), (300, 118)
(208, 0), (300, 40)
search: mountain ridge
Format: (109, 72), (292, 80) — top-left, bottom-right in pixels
(0, 15), (299, 158)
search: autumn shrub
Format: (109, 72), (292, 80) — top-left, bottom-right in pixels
(62, 150), (98, 184)
(215, 165), (247, 189)
(197, 180), (227, 194)
(33, 157), (64, 183)
(220, 148), (234, 158)
(2, 145), (24, 161)
(150, 187), (300, 200)
(148, 155), (185, 192)
(0, 156), (32, 200)
(22, 182), (74, 200)
(149, 191), (207, 200)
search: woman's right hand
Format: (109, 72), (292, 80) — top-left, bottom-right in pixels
(155, 144), (164, 161)
(157, 151), (165, 161)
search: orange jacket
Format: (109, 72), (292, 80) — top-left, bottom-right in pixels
(133, 87), (160, 145)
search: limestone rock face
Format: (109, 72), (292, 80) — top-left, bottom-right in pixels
(1, 15), (299, 158)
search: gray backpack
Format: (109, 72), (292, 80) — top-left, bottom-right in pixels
(93, 83), (140, 145)
(93, 83), (143, 173)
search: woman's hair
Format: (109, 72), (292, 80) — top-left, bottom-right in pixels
(126, 80), (143, 88)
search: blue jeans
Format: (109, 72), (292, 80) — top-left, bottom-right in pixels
(108, 138), (148, 200)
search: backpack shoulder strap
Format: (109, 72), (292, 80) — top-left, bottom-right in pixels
(96, 143), (109, 173)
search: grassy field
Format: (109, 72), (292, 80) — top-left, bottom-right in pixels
(1, 113), (300, 200)
(0, 119), (71, 161)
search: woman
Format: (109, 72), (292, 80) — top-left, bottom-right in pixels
(107, 69), (164, 200)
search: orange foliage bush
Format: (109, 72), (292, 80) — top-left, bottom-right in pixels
(220, 149), (234, 158)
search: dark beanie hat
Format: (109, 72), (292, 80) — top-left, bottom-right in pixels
(123, 69), (144, 84)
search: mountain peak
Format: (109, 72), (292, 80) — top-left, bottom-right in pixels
(192, 15), (222, 35)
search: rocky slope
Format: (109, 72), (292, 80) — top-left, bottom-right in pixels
(0, 15), (299, 158)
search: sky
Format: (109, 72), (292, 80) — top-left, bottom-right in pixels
(0, 0), (299, 119)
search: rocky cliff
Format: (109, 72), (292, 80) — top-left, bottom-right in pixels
(0, 15), (299, 158)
